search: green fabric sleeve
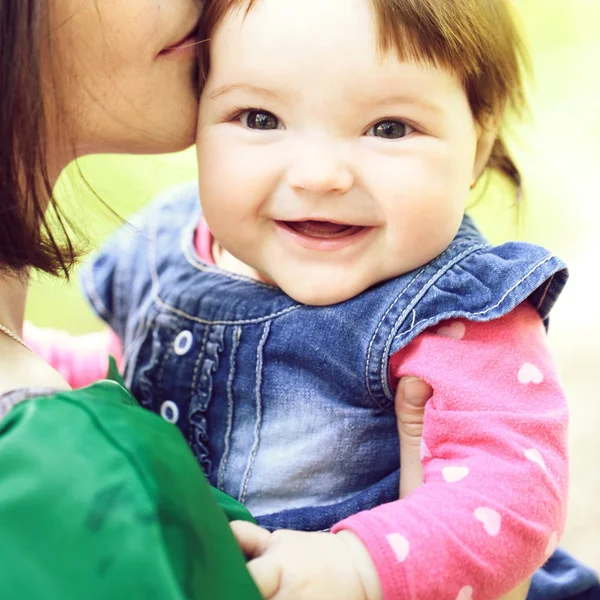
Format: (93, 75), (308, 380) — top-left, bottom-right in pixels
(0, 376), (260, 600)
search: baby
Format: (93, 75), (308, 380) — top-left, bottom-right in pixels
(28, 0), (583, 598)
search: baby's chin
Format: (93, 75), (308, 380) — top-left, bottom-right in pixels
(275, 275), (380, 307)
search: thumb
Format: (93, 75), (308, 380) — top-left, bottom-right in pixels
(246, 554), (283, 600)
(230, 520), (272, 559)
(395, 376), (433, 498)
(230, 521), (282, 599)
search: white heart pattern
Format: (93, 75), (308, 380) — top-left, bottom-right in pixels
(387, 533), (410, 562)
(442, 466), (470, 483)
(518, 363), (544, 385)
(545, 531), (559, 557)
(420, 438), (432, 460)
(525, 448), (547, 472)
(436, 322), (466, 340)
(456, 586), (474, 600)
(474, 507), (502, 536)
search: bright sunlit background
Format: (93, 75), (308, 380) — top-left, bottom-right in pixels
(26, 0), (600, 572)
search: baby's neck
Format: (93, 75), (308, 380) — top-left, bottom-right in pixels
(211, 237), (276, 286)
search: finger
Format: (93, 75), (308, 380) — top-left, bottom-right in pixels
(396, 376), (433, 498)
(396, 376), (432, 439)
(230, 520), (273, 559)
(246, 555), (283, 600)
(499, 579), (531, 600)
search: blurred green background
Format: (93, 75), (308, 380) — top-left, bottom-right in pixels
(26, 0), (600, 572)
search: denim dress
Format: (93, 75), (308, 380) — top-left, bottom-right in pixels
(82, 183), (599, 599)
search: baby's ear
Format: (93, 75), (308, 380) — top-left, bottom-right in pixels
(472, 119), (498, 181)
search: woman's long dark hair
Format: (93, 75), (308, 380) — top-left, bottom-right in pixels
(0, 0), (76, 275)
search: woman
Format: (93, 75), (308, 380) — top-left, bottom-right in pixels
(0, 1), (596, 599)
(0, 1), (261, 597)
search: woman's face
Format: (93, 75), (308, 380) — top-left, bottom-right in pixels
(47, 0), (203, 157)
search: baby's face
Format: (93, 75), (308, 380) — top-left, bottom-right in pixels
(197, 0), (485, 306)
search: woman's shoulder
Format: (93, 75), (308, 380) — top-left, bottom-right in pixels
(0, 377), (135, 430)
(0, 345), (70, 420)
(0, 344), (70, 397)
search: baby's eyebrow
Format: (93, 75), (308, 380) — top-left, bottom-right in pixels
(209, 84), (443, 116)
(209, 83), (280, 100)
(362, 94), (443, 115)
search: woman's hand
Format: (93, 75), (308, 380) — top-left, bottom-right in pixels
(394, 376), (531, 600)
(395, 376), (433, 498)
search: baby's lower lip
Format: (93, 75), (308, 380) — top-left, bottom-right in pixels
(275, 220), (372, 251)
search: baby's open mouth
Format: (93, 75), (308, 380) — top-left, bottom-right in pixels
(278, 220), (364, 239)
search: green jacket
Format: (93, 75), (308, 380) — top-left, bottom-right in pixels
(0, 360), (260, 599)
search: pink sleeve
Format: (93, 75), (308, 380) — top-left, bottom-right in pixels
(331, 302), (568, 600)
(23, 323), (123, 389)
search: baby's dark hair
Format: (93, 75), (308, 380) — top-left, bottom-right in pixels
(200, 0), (530, 190)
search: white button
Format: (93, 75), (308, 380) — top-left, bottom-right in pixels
(160, 401), (180, 424)
(173, 330), (194, 356)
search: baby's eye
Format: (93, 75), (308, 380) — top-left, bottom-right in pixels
(241, 110), (281, 130)
(366, 120), (413, 140)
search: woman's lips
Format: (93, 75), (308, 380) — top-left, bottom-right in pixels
(276, 220), (372, 251)
(160, 26), (200, 57)
(160, 35), (198, 56)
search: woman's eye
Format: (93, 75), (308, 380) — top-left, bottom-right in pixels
(367, 120), (412, 140)
(241, 110), (280, 130)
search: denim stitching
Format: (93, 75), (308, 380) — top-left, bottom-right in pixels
(149, 212), (162, 299)
(82, 272), (112, 323)
(123, 317), (152, 389)
(385, 245), (491, 343)
(218, 326), (241, 491)
(201, 326), (226, 412)
(380, 255), (558, 400)
(190, 326), (210, 402)
(153, 294), (300, 326)
(128, 313), (156, 364)
(453, 255), (555, 318)
(124, 313), (180, 388)
(117, 230), (143, 332)
(240, 321), (271, 504)
(187, 325), (211, 472)
(148, 213), (301, 325)
(535, 274), (554, 311)
(396, 254), (556, 343)
(364, 268), (426, 409)
(180, 217), (280, 290)
(368, 243), (489, 404)
(364, 242), (486, 408)
(154, 327), (178, 406)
